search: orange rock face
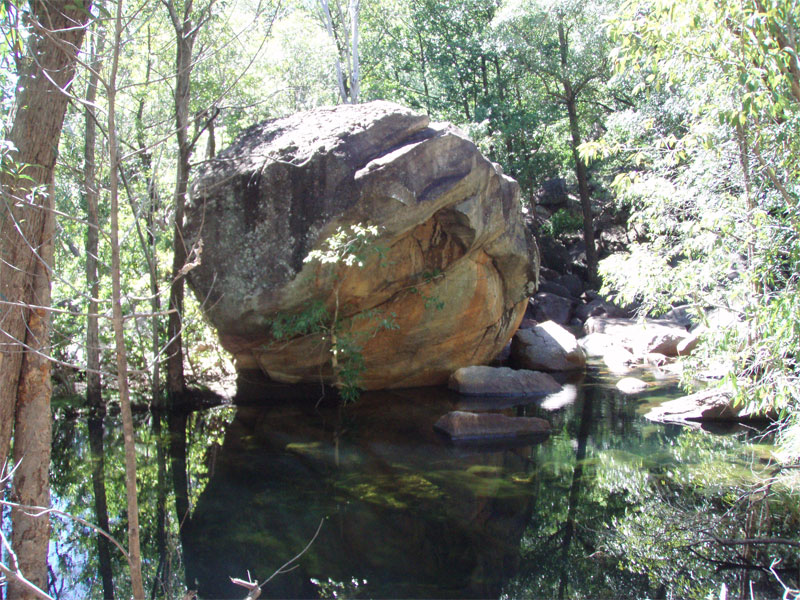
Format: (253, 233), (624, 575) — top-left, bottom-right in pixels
(186, 102), (538, 390)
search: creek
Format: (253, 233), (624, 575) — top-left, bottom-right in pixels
(47, 364), (797, 599)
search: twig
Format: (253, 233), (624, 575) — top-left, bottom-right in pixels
(230, 518), (325, 599)
(769, 558), (800, 599)
(0, 499), (131, 565)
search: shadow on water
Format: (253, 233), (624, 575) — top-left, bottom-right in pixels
(47, 365), (799, 599)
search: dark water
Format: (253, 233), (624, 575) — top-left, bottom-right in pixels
(45, 366), (798, 599)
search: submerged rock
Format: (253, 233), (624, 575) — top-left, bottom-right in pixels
(448, 366), (561, 397)
(616, 377), (648, 395)
(185, 101), (537, 389)
(433, 410), (551, 441)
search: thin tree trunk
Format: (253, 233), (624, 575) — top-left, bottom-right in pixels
(107, 0), (145, 594)
(558, 17), (598, 285)
(166, 0), (200, 404)
(349, 0), (360, 103)
(85, 25), (105, 412)
(134, 26), (163, 409)
(0, 2), (92, 595)
(565, 95), (598, 285)
(319, 0), (349, 103)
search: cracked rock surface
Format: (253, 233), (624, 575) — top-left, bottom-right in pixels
(186, 101), (538, 389)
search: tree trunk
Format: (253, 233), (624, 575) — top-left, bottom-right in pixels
(9, 197), (54, 597)
(134, 27), (163, 410)
(107, 0), (145, 594)
(349, 0), (360, 103)
(0, 1), (93, 594)
(166, 0), (199, 404)
(319, 0), (349, 103)
(558, 17), (598, 285)
(85, 25), (105, 412)
(565, 94), (599, 285)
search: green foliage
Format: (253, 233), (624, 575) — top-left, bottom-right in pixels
(585, 0), (800, 459)
(541, 208), (583, 239)
(263, 224), (398, 402)
(269, 300), (330, 342)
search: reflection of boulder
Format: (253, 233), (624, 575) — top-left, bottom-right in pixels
(434, 410), (551, 441)
(185, 101), (537, 389)
(182, 389), (540, 598)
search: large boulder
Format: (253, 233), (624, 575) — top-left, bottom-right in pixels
(185, 102), (538, 389)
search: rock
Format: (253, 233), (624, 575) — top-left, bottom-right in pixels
(434, 410), (551, 441)
(578, 332), (619, 358)
(535, 177), (569, 208)
(538, 280), (574, 299)
(583, 317), (689, 357)
(603, 347), (637, 374)
(448, 366), (561, 397)
(529, 292), (574, 325)
(511, 321), (587, 372)
(676, 328), (704, 356)
(554, 273), (583, 297)
(643, 352), (669, 366)
(185, 102), (537, 389)
(539, 266), (560, 282)
(536, 236), (570, 273)
(661, 305), (695, 329)
(616, 377), (648, 395)
(644, 388), (773, 424)
(574, 298), (630, 322)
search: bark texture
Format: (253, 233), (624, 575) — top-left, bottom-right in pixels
(0, 1), (92, 595)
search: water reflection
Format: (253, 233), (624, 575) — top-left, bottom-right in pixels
(46, 368), (797, 600)
(182, 387), (544, 598)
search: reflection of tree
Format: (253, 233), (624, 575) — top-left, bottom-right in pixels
(88, 415), (115, 599)
(557, 392), (593, 600)
(168, 409), (192, 590)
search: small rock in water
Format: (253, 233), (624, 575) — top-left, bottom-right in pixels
(448, 366), (561, 396)
(616, 377), (648, 395)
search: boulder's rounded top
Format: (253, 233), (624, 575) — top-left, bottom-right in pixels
(193, 101), (431, 188)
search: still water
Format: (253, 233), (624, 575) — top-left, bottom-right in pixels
(47, 366), (797, 599)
